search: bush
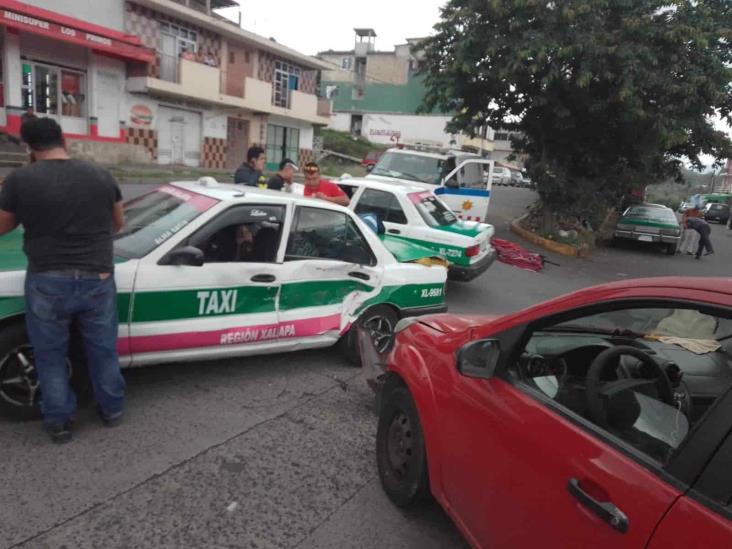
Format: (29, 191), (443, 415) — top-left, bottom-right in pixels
(316, 128), (387, 159)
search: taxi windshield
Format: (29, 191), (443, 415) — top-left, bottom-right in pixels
(371, 152), (444, 184)
(114, 186), (218, 259)
(409, 191), (457, 227)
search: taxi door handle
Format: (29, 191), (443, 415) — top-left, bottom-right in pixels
(348, 271), (370, 281)
(251, 274), (276, 283)
(387, 229), (401, 235)
(567, 478), (628, 534)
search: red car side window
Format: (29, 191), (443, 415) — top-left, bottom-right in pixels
(515, 305), (732, 467)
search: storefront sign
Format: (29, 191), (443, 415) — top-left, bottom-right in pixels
(0, 7), (152, 62)
(369, 129), (402, 138)
(130, 104), (154, 127)
(3, 10), (115, 47)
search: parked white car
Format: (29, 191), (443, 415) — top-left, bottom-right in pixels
(490, 166), (512, 186)
(364, 147), (494, 222)
(337, 178), (497, 282)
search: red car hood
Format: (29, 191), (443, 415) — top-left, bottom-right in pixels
(416, 313), (502, 335)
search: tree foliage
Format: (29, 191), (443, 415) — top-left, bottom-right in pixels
(419, 0), (732, 222)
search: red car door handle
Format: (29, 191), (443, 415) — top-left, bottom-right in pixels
(567, 478), (629, 534)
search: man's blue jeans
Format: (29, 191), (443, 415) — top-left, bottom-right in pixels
(25, 272), (125, 427)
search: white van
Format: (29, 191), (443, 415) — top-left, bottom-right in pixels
(364, 147), (494, 222)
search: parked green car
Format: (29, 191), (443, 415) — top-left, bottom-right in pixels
(613, 203), (681, 254)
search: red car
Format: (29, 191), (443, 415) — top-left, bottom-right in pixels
(368, 278), (732, 548)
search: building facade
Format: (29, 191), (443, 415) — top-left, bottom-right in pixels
(318, 31), (462, 149)
(0, 0), (331, 170)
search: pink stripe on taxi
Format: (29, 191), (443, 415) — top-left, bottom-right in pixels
(118, 314), (342, 355)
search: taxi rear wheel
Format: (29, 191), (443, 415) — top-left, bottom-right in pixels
(0, 321), (89, 421)
(341, 305), (399, 366)
(377, 384), (430, 507)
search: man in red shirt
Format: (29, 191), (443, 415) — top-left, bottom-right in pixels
(302, 162), (349, 206)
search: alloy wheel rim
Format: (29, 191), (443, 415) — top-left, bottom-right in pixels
(0, 345), (71, 409)
(364, 314), (394, 353)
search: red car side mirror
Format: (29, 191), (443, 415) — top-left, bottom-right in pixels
(457, 339), (501, 379)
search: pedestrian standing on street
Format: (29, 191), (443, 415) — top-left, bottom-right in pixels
(234, 146), (267, 188)
(267, 158), (298, 192)
(302, 162), (350, 206)
(686, 216), (714, 260)
(678, 206), (702, 255)
(0, 118), (126, 444)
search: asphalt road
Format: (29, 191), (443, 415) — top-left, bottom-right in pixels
(2, 185), (729, 549)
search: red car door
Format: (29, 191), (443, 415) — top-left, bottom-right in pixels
(648, 423), (732, 548)
(433, 304), (731, 548)
(438, 376), (680, 548)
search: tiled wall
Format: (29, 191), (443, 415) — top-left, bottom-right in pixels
(127, 127), (158, 160)
(125, 2), (221, 79)
(202, 137), (226, 169)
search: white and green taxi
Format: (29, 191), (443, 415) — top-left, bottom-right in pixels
(335, 178), (496, 281)
(0, 179), (448, 419)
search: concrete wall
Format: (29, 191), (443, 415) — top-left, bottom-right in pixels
(365, 54), (409, 86)
(22, 0), (125, 31)
(224, 42), (255, 97)
(329, 113), (351, 133)
(204, 112), (227, 139)
(318, 53), (353, 83)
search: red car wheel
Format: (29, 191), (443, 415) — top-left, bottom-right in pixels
(377, 385), (430, 507)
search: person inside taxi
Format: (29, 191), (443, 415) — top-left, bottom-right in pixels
(302, 162), (349, 206)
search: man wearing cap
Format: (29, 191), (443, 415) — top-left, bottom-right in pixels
(302, 162), (349, 206)
(267, 158), (298, 192)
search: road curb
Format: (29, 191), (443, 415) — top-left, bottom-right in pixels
(510, 215), (590, 257)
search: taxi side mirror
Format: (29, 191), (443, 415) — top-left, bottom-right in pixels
(457, 339), (500, 379)
(444, 178), (459, 189)
(366, 164), (375, 173)
(166, 246), (205, 267)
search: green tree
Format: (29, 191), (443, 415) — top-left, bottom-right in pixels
(419, 0), (732, 228)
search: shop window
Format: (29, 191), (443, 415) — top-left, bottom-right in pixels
(61, 72), (83, 118)
(21, 62), (85, 118)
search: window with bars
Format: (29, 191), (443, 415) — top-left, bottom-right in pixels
(272, 60), (301, 108)
(160, 21), (198, 55)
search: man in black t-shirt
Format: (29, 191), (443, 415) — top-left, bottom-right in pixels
(267, 158), (298, 191)
(0, 118), (126, 443)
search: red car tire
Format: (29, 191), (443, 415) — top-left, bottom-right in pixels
(376, 384), (431, 507)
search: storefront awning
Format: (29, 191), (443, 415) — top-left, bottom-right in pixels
(0, 0), (154, 63)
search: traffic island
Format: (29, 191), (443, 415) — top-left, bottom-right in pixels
(510, 215), (592, 257)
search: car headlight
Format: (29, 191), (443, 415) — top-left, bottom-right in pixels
(661, 228), (681, 236)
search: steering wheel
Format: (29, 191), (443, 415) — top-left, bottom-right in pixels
(586, 346), (675, 431)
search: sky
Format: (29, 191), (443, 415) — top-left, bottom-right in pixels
(216, 0), (446, 55)
(215, 1), (729, 168)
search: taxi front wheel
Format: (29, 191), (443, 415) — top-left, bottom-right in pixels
(0, 321), (89, 420)
(341, 305), (399, 367)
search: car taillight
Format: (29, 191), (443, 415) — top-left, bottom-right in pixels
(466, 244), (480, 257)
